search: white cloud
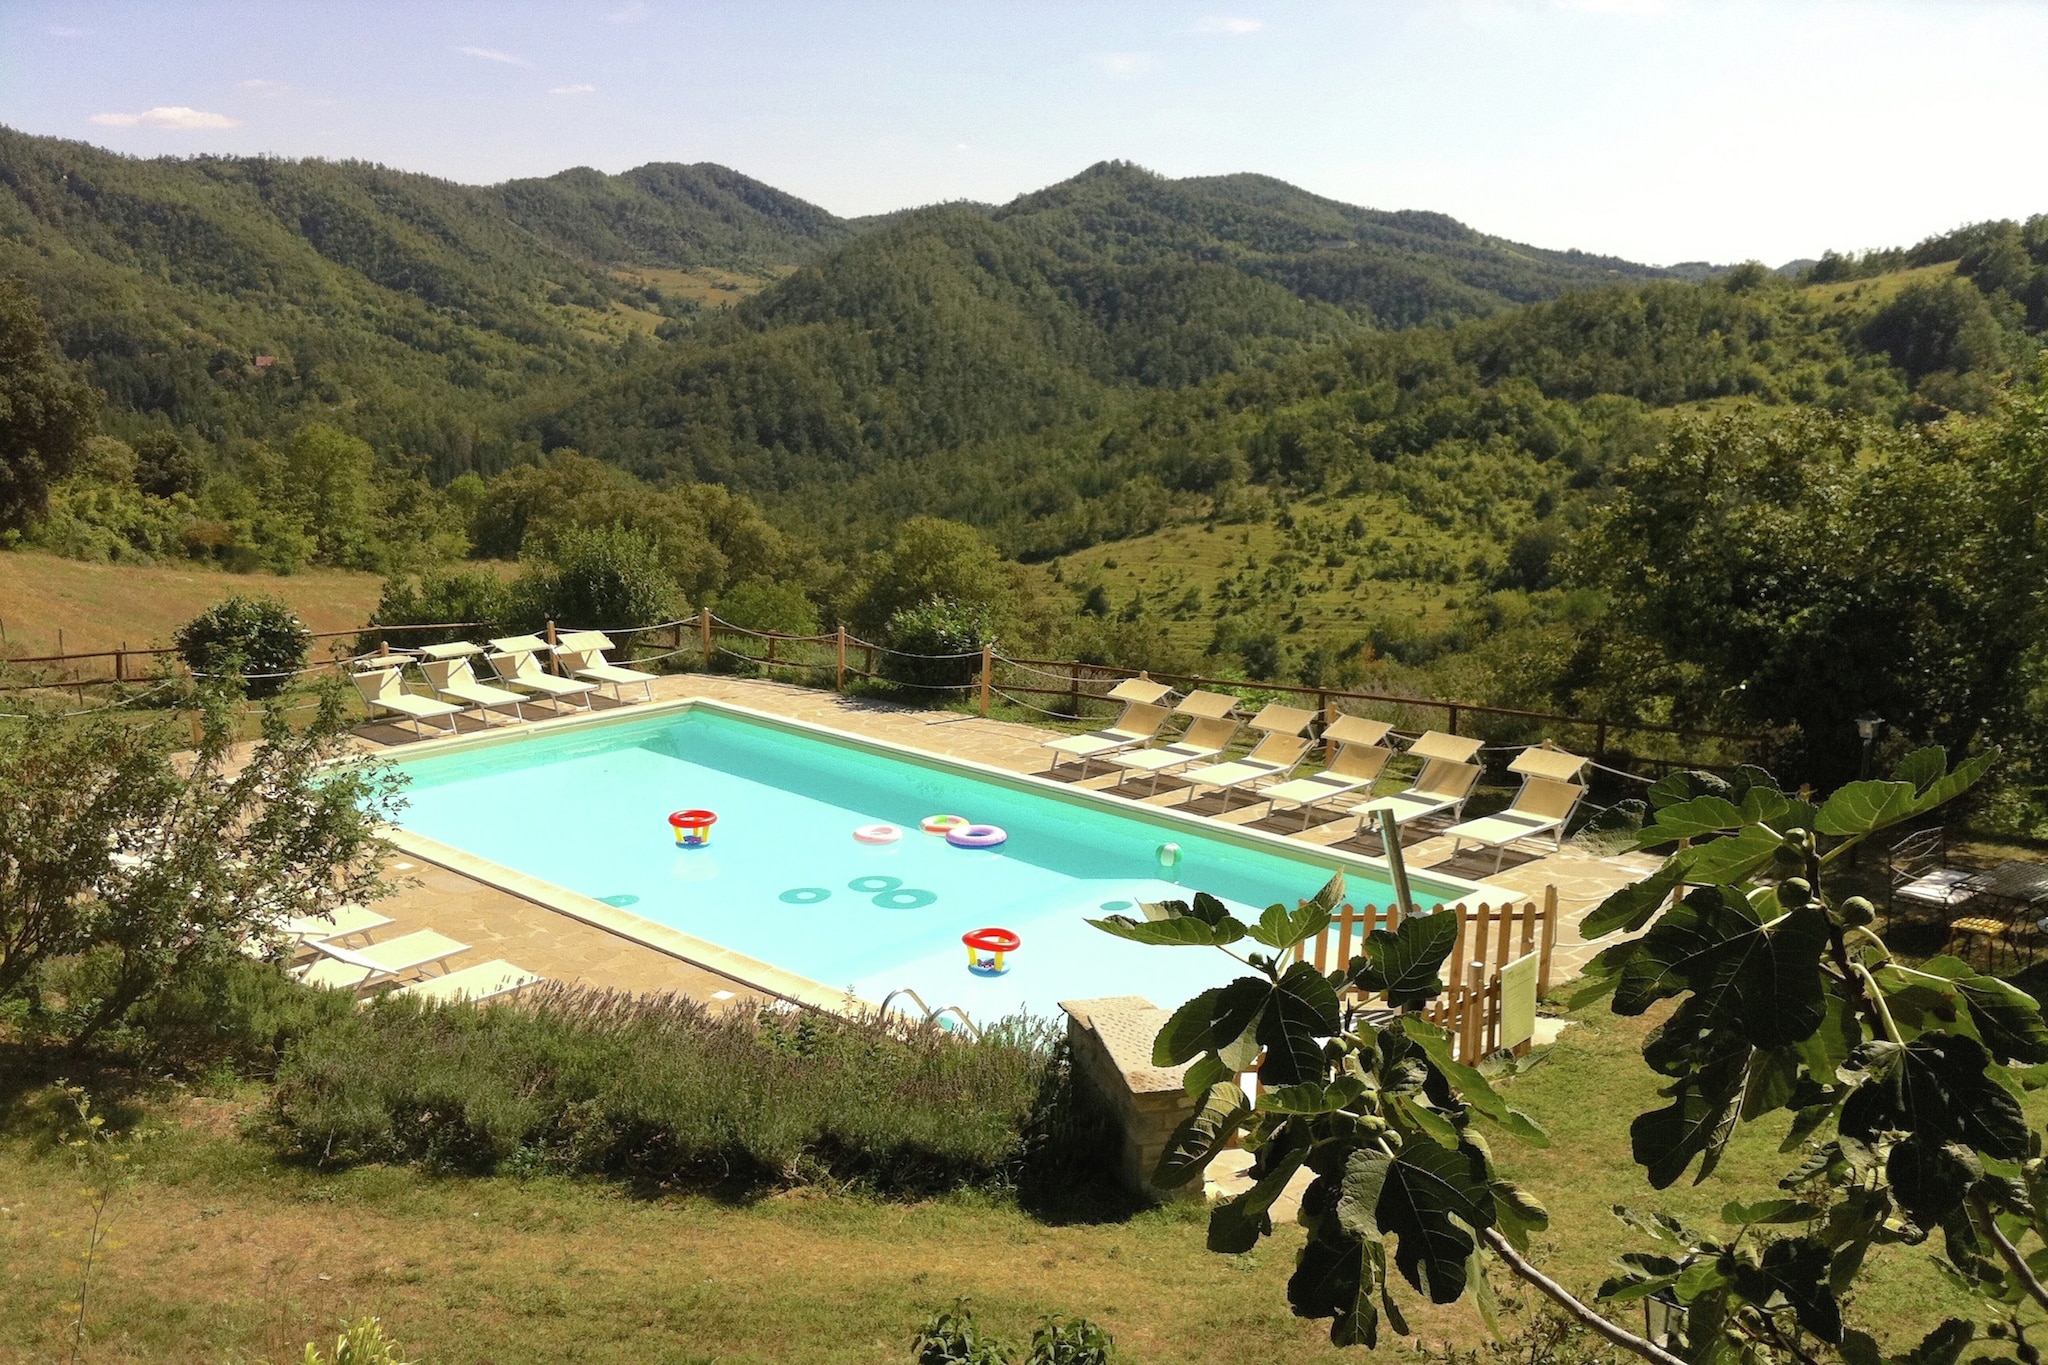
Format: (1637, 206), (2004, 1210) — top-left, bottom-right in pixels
(1195, 17), (1264, 34)
(954, 142), (971, 151)
(89, 106), (241, 130)
(549, 83), (597, 95)
(1092, 52), (1154, 77)
(455, 45), (533, 67)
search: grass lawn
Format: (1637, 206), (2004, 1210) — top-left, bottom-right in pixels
(0, 551), (385, 660)
(0, 999), (2013, 1365)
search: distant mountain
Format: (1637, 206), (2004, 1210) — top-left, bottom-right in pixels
(0, 129), (1688, 483)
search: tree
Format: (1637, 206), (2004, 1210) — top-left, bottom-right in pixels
(0, 684), (395, 1044)
(511, 524), (681, 633)
(1093, 747), (2014, 1361)
(0, 275), (101, 532)
(847, 517), (1010, 639)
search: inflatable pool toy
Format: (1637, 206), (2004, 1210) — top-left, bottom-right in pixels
(963, 927), (1020, 976)
(946, 823), (1008, 850)
(1156, 842), (1182, 871)
(779, 887), (831, 905)
(669, 809), (717, 848)
(920, 814), (968, 835)
(853, 823), (903, 845)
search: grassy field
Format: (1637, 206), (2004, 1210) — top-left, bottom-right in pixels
(0, 551), (385, 660)
(0, 1002), (2005, 1365)
(1048, 490), (1492, 658)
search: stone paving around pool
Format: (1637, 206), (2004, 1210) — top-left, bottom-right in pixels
(351, 674), (1663, 1009)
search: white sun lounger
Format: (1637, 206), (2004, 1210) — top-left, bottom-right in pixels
(392, 959), (544, 1005)
(1041, 677), (1176, 775)
(283, 904), (393, 950)
(484, 639), (599, 710)
(1260, 716), (1398, 829)
(294, 929), (469, 992)
(419, 650), (532, 725)
(1179, 704), (1320, 811)
(352, 666), (466, 738)
(1354, 731), (1486, 832)
(1444, 744), (1590, 871)
(553, 630), (658, 703)
(1109, 691), (1243, 793)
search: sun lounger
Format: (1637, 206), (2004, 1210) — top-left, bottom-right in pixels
(1261, 716), (1398, 829)
(1041, 677), (1176, 775)
(294, 929), (469, 992)
(553, 629), (658, 703)
(392, 959), (543, 1004)
(1443, 744), (1590, 871)
(1179, 704), (1321, 811)
(352, 666), (465, 738)
(1353, 731), (1485, 832)
(483, 637), (600, 710)
(1109, 691), (1243, 793)
(419, 648), (533, 725)
(283, 904), (393, 950)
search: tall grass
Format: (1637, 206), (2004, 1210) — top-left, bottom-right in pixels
(269, 986), (1064, 1195)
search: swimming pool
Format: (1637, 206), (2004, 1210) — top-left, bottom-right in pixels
(381, 700), (1489, 1021)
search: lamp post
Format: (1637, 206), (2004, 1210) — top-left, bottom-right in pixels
(1855, 713), (1886, 781)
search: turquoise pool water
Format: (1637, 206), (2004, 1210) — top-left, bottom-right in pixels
(388, 705), (1465, 1021)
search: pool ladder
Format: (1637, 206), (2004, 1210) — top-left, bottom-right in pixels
(877, 988), (978, 1039)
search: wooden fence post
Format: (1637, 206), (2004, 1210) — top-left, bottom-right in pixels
(1446, 703), (1460, 736)
(979, 645), (993, 717)
(1318, 690), (1334, 760)
(836, 625), (848, 692)
(115, 643), (126, 683)
(1068, 664), (1081, 717)
(1538, 885), (1558, 998)
(544, 620), (558, 676)
(700, 611), (713, 665)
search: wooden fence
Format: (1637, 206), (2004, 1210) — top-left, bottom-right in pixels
(2, 606), (1763, 775)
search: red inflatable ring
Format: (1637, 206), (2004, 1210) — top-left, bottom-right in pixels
(668, 808), (718, 848)
(962, 927), (1021, 954)
(920, 814), (968, 835)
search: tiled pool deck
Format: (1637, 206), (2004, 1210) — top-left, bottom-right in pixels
(349, 675), (1662, 1010)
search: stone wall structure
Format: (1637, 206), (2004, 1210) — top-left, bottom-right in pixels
(1061, 994), (1203, 1203)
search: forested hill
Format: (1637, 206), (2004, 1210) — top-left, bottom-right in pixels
(0, 128), (1675, 480)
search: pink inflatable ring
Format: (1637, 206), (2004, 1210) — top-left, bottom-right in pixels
(945, 823), (1008, 850)
(853, 823), (903, 845)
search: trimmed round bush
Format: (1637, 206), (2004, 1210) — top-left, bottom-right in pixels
(174, 595), (312, 698)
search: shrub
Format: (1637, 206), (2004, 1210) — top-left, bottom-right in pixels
(174, 595), (313, 698)
(301, 1317), (414, 1365)
(510, 524), (681, 634)
(716, 577), (821, 637)
(912, 1302), (1116, 1365)
(359, 568), (512, 652)
(269, 987), (1059, 1194)
(880, 596), (996, 694)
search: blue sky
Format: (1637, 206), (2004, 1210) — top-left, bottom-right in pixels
(3, 1), (2045, 266)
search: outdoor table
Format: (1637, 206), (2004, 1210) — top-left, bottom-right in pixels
(1955, 860), (2048, 912)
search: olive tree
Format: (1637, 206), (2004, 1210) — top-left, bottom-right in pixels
(0, 682), (399, 1044)
(1094, 746), (2032, 1363)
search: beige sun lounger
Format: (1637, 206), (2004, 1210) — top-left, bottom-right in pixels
(1354, 731), (1486, 831)
(1180, 704), (1320, 811)
(294, 929), (469, 992)
(283, 904), (393, 950)
(484, 638), (600, 709)
(1109, 691), (1243, 793)
(392, 959), (544, 1005)
(1042, 677), (1176, 774)
(1261, 716), (1398, 829)
(420, 653), (532, 725)
(1444, 744), (1590, 871)
(352, 666), (465, 738)
(553, 630), (658, 703)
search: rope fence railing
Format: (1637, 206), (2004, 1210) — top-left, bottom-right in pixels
(4, 608), (1763, 781)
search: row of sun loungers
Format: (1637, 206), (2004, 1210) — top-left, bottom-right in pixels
(280, 905), (544, 1005)
(1042, 680), (1591, 872)
(354, 631), (659, 737)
